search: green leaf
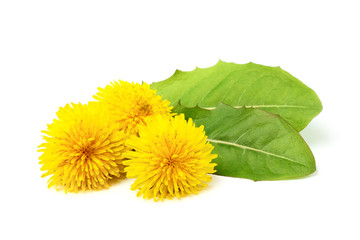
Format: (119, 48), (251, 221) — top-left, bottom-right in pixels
(151, 60), (322, 131)
(173, 104), (316, 181)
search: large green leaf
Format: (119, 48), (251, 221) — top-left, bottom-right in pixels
(173, 104), (316, 180)
(151, 60), (322, 131)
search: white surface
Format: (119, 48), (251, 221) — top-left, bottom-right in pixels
(1, 1), (359, 239)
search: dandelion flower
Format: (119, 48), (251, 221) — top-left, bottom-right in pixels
(123, 114), (217, 201)
(38, 102), (128, 193)
(93, 81), (173, 134)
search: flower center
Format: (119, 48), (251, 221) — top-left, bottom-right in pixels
(163, 154), (179, 168)
(138, 103), (152, 116)
(72, 138), (96, 162)
(81, 147), (92, 158)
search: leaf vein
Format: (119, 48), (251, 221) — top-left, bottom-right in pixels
(207, 139), (308, 167)
(203, 105), (310, 110)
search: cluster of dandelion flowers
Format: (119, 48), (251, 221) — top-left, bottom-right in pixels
(38, 102), (129, 193)
(93, 81), (173, 134)
(123, 114), (218, 201)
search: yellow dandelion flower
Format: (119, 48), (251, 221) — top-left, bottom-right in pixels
(93, 81), (173, 134)
(123, 114), (217, 201)
(38, 102), (128, 193)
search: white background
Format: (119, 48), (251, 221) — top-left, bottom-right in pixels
(1, 0), (359, 239)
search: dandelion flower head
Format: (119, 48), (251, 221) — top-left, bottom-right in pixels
(38, 102), (128, 193)
(93, 81), (173, 134)
(123, 114), (217, 201)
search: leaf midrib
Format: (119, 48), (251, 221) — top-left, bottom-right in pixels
(207, 138), (309, 167)
(203, 105), (310, 110)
